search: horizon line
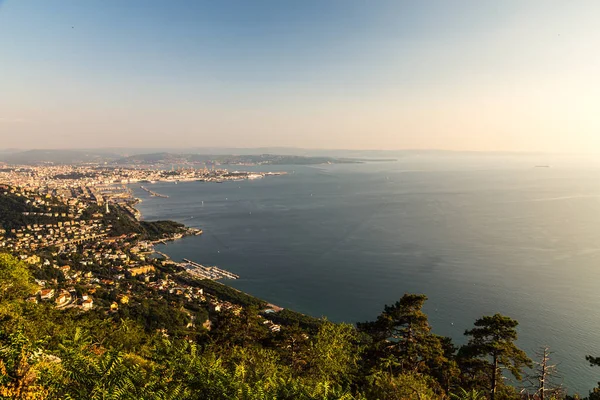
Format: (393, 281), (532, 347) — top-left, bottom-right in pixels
(1, 147), (598, 157)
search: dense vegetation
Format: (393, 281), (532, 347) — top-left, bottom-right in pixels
(84, 204), (187, 240)
(267, 308), (324, 333)
(1, 253), (600, 399)
(177, 276), (267, 309)
(139, 220), (187, 240)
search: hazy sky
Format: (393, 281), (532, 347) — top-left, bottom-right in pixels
(1, 1), (599, 152)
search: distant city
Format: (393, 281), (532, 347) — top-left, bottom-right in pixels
(0, 150), (342, 336)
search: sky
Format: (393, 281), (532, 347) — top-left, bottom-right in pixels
(1, 0), (599, 152)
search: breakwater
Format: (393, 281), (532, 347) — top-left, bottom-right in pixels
(140, 185), (169, 198)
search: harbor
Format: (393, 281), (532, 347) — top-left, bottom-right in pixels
(182, 258), (240, 280)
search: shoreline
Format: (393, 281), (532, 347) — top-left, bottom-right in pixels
(129, 181), (245, 282)
(129, 179), (293, 313)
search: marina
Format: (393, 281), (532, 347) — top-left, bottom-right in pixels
(182, 258), (240, 280)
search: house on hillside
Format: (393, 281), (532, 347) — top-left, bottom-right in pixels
(39, 288), (55, 301)
(55, 291), (70, 306)
(81, 298), (94, 310)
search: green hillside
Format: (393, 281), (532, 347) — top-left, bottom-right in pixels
(1, 253), (598, 399)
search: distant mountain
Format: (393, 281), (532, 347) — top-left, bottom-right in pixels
(0, 147), (553, 164)
(113, 152), (369, 166)
(0, 149), (122, 165)
(0, 148), (388, 166)
(115, 152), (182, 164)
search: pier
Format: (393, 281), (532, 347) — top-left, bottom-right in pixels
(182, 258), (240, 280)
(153, 250), (170, 259)
(140, 186), (169, 198)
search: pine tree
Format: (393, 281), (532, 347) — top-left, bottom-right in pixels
(358, 292), (452, 394)
(461, 314), (532, 400)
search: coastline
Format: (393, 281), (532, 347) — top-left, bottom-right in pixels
(128, 180), (311, 322)
(128, 169), (288, 258)
(128, 181), (261, 293)
(128, 188), (202, 252)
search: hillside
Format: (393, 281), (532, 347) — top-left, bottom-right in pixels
(0, 149), (122, 165)
(113, 152), (365, 166)
(0, 149), (378, 166)
(0, 251), (597, 399)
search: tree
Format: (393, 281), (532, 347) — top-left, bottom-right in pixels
(0, 254), (38, 335)
(305, 321), (360, 386)
(0, 253), (36, 303)
(358, 294), (448, 378)
(461, 314), (532, 400)
(276, 324), (310, 375)
(209, 306), (269, 348)
(584, 354), (600, 400)
(525, 347), (563, 400)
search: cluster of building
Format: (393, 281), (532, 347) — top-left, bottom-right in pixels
(2, 219), (110, 251)
(0, 165), (286, 335)
(35, 287), (95, 310)
(0, 164), (281, 189)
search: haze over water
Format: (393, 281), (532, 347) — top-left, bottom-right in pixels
(134, 155), (600, 393)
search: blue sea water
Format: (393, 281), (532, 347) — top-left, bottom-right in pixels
(133, 155), (600, 394)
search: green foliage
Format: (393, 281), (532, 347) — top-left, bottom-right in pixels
(275, 324), (310, 375)
(450, 388), (486, 400)
(210, 306), (270, 348)
(357, 293), (453, 393)
(587, 355), (600, 368)
(585, 356), (600, 400)
(139, 220), (186, 239)
(31, 265), (64, 283)
(118, 298), (191, 335)
(304, 321), (360, 386)
(460, 314), (532, 400)
(0, 257), (588, 400)
(266, 309), (323, 333)
(41, 328), (152, 399)
(180, 277), (267, 308)
(87, 204), (185, 239)
(363, 371), (440, 400)
(0, 254), (36, 303)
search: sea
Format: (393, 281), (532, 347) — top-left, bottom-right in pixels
(132, 154), (600, 394)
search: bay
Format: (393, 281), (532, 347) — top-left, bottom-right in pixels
(133, 155), (600, 394)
